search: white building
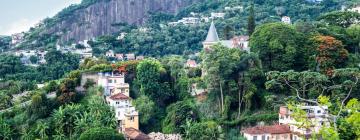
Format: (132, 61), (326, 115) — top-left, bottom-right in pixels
(179, 17), (200, 25)
(211, 12), (226, 19)
(97, 71), (129, 96)
(281, 16), (291, 24)
(106, 50), (115, 57)
(242, 105), (330, 140)
(11, 33), (24, 45)
(279, 106), (330, 139)
(225, 6), (243, 11)
(106, 93), (139, 132)
(117, 32), (128, 40)
(349, 6), (360, 13)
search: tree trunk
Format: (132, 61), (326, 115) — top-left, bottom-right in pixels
(219, 81), (224, 113)
(237, 72), (245, 118)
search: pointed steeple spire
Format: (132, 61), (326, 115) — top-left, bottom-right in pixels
(205, 21), (219, 42)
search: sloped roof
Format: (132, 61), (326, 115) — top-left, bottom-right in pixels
(109, 93), (129, 100)
(204, 21), (219, 42)
(125, 127), (151, 140)
(242, 125), (291, 135)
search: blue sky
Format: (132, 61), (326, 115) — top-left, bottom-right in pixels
(0, 0), (81, 35)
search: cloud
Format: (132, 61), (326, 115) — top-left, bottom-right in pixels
(1, 18), (40, 35)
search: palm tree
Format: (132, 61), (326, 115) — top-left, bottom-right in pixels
(52, 129), (66, 140)
(20, 126), (35, 140)
(0, 117), (13, 140)
(35, 120), (49, 139)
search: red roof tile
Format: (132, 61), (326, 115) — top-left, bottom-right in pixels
(125, 127), (151, 140)
(242, 125), (291, 135)
(109, 93), (129, 100)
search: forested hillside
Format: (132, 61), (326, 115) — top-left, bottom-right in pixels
(1, 0), (360, 140)
(16, 0), (356, 56)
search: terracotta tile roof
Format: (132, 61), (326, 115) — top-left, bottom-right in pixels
(109, 93), (129, 100)
(125, 127), (151, 140)
(242, 125), (291, 135)
(186, 60), (197, 67)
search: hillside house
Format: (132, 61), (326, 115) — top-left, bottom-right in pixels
(126, 53), (136, 60)
(11, 33), (24, 45)
(350, 6), (360, 13)
(281, 16), (291, 24)
(211, 12), (226, 19)
(124, 128), (151, 140)
(116, 53), (125, 60)
(185, 59), (197, 68)
(242, 125), (291, 140)
(97, 71), (129, 96)
(106, 50), (115, 57)
(106, 93), (139, 133)
(242, 105), (330, 140)
(279, 106), (330, 139)
(136, 55), (144, 60)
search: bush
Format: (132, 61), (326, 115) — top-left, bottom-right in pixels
(79, 127), (125, 140)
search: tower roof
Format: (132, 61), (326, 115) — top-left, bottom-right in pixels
(205, 21), (219, 42)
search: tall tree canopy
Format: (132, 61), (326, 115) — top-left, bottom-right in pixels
(250, 23), (303, 71)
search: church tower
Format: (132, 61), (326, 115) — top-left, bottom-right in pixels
(202, 21), (220, 50)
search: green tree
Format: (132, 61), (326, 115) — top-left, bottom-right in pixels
(0, 117), (13, 140)
(247, 3), (255, 36)
(79, 127), (125, 140)
(250, 23), (302, 71)
(35, 120), (49, 139)
(182, 119), (224, 140)
(133, 95), (155, 125)
(266, 68), (360, 137)
(162, 100), (198, 133)
(29, 55), (38, 64)
(223, 25), (234, 40)
(27, 93), (51, 121)
(346, 24), (360, 54)
(318, 11), (360, 28)
(136, 59), (170, 105)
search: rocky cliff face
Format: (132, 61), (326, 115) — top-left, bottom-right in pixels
(45, 0), (200, 43)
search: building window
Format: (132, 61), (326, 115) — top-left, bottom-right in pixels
(276, 135), (279, 140)
(252, 136), (257, 140)
(114, 80), (117, 83)
(262, 135), (265, 140)
(130, 117), (134, 122)
(116, 102), (119, 104)
(108, 79), (112, 83)
(267, 136), (269, 140)
(317, 110), (321, 113)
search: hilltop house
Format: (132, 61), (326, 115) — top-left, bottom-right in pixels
(202, 21), (250, 52)
(241, 105), (330, 140)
